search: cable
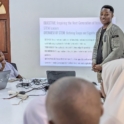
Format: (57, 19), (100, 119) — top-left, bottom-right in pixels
(31, 79), (47, 85)
(16, 83), (32, 89)
(16, 79), (48, 89)
(3, 79), (49, 105)
(3, 85), (46, 99)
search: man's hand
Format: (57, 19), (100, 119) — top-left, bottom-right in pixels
(94, 64), (102, 72)
(1, 60), (6, 68)
(92, 63), (95, 67)
(0, 60), (6, 71)
(92, 63), (98, 72)
(0, 51), (5, 62)
(16, 74), (22, 79)
(0, 56), (4, 62)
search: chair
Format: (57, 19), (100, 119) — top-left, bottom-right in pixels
(10, 63), (18, 70)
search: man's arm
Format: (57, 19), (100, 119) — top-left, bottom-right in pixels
(92, 36), (98, 65)
(92, 29), (101, 65)
(10, 63), (22, 78)
(92, 40), (98, 72)
(100, 28), (124, 66)
(92, 31), (101, 72)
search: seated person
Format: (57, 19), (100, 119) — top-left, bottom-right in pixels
(23, 96), (48, 124)
(100, 59), (124, 124)
(46, 77), (103, 124)
(0, 51), (22, 78)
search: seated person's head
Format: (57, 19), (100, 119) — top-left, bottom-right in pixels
(46, 77), (103, 124)
(0, 51), (5, 62)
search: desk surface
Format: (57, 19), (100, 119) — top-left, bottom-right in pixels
(0, 81), (46, 124)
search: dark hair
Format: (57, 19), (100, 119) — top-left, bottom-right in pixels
(101, 5), (114, 13)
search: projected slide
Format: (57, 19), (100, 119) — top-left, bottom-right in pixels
(40, 18), (115, 67)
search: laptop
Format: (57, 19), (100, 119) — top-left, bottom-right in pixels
(0, 70), (11, 90)
(46, 71), (76, 84)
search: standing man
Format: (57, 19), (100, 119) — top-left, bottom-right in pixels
(92, 5), (124, 83)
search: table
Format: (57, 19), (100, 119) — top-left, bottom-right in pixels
(0, 81), (46, 124)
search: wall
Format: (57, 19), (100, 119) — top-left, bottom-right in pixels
(9, 0), (124, 82)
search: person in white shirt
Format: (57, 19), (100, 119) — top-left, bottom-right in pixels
(0, 51), (22, 78)
(100, 59), (124, 124)
(23, 96), (48, 124)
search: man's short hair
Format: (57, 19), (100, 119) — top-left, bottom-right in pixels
(101, 5), (114, 13)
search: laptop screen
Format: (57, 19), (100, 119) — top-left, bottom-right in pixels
(0, 70), (11, 90)
(46, 71), (76, 84)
